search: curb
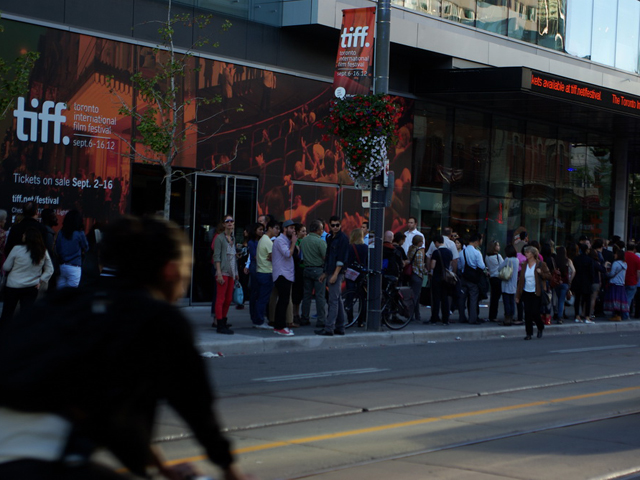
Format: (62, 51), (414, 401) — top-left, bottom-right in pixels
(195, 321), (640, 356)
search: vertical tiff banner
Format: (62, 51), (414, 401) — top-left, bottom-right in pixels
(332, 7), (376, 99)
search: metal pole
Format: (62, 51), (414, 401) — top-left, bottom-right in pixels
(367, 0), (391, 332)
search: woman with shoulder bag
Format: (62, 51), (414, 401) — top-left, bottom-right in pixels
(553, 247), (572, 324)
(515, 246), (551, 340)
(345, 228), (368, 327)
(407, 235), (426, 323)
(485, 240), (504, 322)
(497, 244), (519, 326)
(604, 248), (628, 321)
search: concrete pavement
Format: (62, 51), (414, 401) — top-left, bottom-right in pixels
(184, 302), (640, 356)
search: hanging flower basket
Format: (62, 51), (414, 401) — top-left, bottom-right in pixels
(322, 94), (402, 184)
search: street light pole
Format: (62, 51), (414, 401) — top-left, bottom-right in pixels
(367, 0), (391, 332)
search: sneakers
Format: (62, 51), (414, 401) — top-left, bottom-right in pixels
(274, 328), (294, 336)
(609, 315), (622, 322)
(574, 317), (584, 323)
(254, 323), (273, 330)
(584, 319), (595, 324)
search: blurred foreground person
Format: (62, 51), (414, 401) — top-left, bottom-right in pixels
(0, 216), (253, 480)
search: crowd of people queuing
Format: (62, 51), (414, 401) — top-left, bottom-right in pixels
(211, 211), (640, 341)
(3, 201), (640, 343)
(422, 227), (640, 341)
(0, 203), (93, 327)
(211, 213), (364, 336)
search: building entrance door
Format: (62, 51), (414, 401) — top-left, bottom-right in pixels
(190, 173), (258, 304)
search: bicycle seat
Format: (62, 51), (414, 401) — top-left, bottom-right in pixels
(383, 275), (399, 284)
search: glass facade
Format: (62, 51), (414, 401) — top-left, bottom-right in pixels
(412, 102), (613, 247)
(390, 0), (640, 74)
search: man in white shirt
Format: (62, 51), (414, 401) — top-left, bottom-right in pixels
(426, 227), (459, 273)
(403, 217), (424, 255)
(458, 233), (486, 325)
(362, 221), (372, 246)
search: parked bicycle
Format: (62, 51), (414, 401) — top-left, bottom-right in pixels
(342, 270), (414, 330)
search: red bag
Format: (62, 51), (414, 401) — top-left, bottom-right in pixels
(549, 258), (562, 289)
(402, 263), (413, 278)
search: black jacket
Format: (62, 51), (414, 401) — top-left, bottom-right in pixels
(0, 279), (233, 475)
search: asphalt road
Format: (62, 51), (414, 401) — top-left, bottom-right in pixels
(148, 331), (640, 479)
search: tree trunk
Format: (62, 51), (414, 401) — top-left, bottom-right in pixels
(163, 163), (172, 220)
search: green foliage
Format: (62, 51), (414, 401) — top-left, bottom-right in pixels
(0, 13), (40, 119)
(108, 5), (235, 166)
(107, 1), (239, 218)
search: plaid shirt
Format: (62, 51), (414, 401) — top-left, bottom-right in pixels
(407, 245), (426, 278)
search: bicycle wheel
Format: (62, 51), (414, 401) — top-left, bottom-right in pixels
(382, 295), (412, 330)
(342, 289), (364, 328)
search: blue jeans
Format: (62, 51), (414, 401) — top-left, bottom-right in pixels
(459, 278), (480, 323)
(623, 285), (637, 319)
(554, 283), (569, 320)
(256, 272), (274, 324)
(502, 292), (515, 318)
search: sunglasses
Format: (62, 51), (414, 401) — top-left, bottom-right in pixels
(330, 223), (341, 228)
(224, 219), (234, 223)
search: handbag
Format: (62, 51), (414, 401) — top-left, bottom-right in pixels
(461, 248), (482, 283)
(344, 268), (360, 281)
(232, 280), (244, 305)
(498, 261), (513, 281)
(549, 258), (562, 289)
(345, 245), (364, 281)
(402, 261), (413, 279)
(436, 249), (458, 286)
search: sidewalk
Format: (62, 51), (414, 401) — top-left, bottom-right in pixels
(184, 302), (640, 356)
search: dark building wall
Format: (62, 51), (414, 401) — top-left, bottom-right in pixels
(0, 0), (335, 77)
(0, 0), (422, 89)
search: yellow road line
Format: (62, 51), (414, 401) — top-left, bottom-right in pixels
(162, 385), (640, 466)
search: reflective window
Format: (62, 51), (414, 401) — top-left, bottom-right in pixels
(616, 0), (640, 72)
(591, 0), (617, 66)
(508, 0), (538, 43)
(423, 0), (442, 16)
(523, 122), (557, 202)
(488, 116), (525, 198)
(477, 0), (508, 35)
(537, 0), (566, 51)
(450, 195), (488, 238)
(565, 0), (593, 59)
(442, 0), (477, 26)
(486, 196), (509, 248)
(450, 109), (491, 195)
(414, 104), (451, 190)
(413, 189), (445, 242)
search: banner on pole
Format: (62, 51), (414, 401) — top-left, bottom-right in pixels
(332, 7), (376, 99)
